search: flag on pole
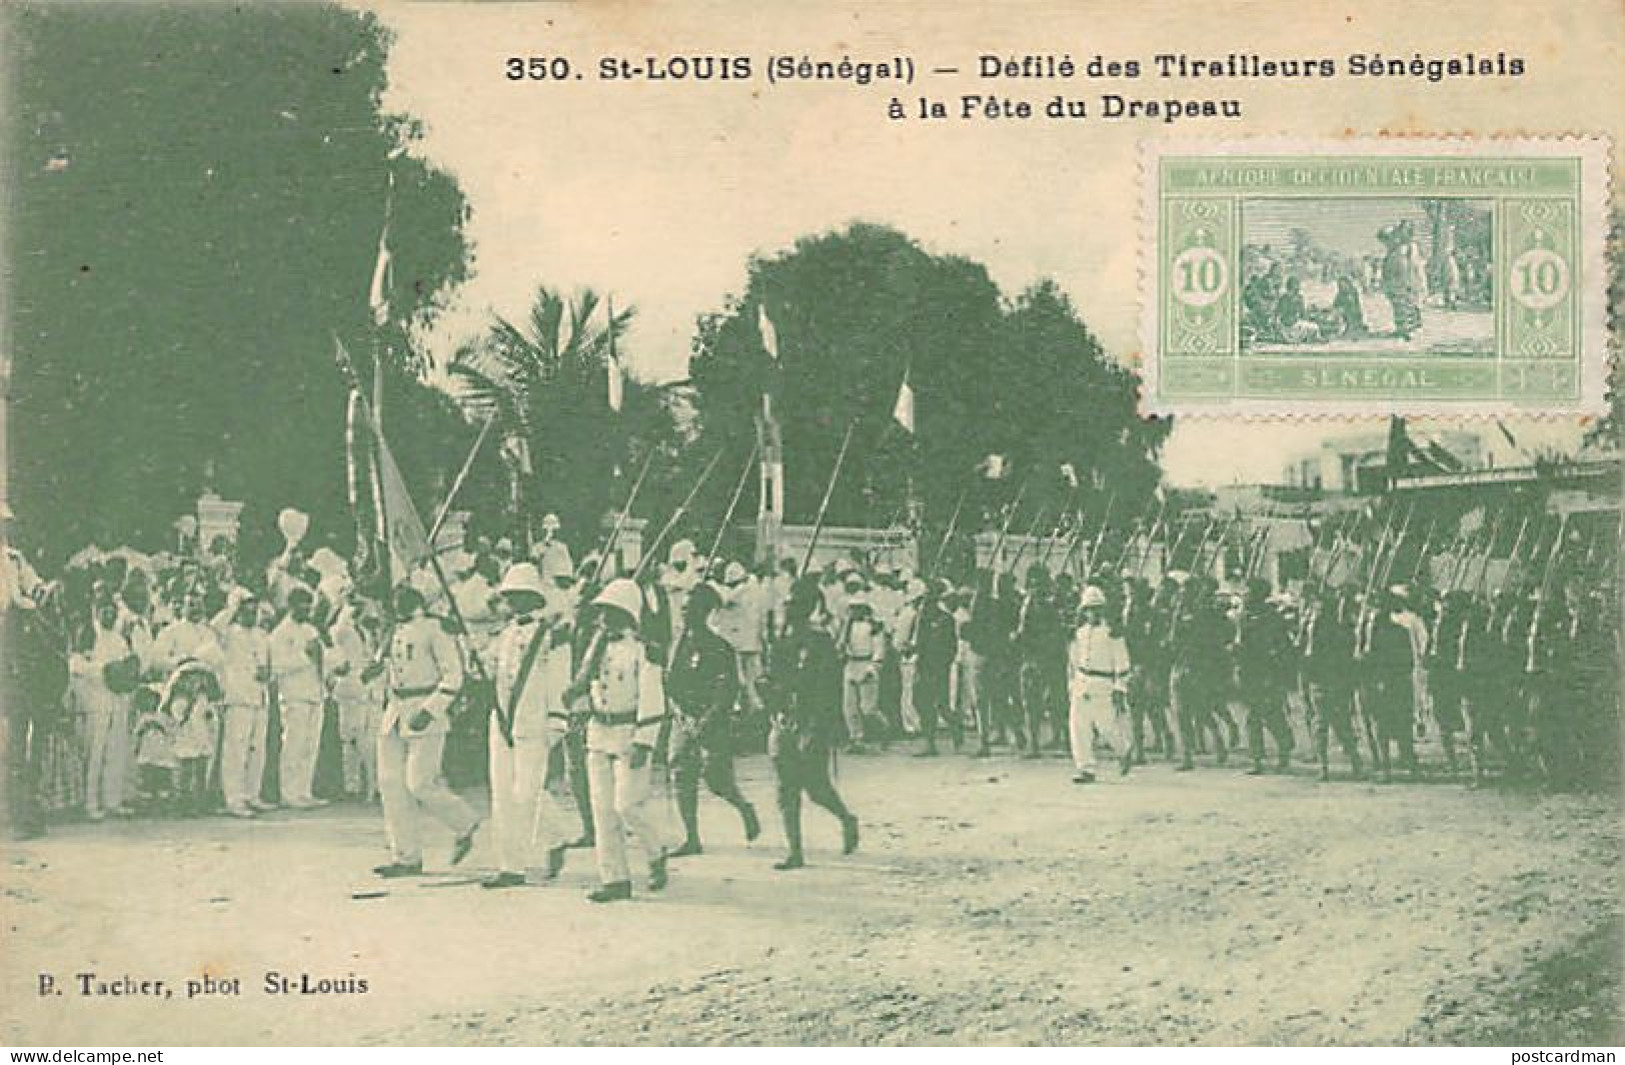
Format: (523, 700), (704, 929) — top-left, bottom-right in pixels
(368, 217), (392, 328)
(607, 297), (624, 412)
(370, 409), (435, 586)
(981, 453), (1006, 480)
(607, 350), (623, 412)
(892, 370), (915, 434)
(757, 303), (779, 361)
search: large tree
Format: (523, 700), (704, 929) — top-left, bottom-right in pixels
(686, 223), (1170, 538)
(5, 3), (474, 567)
(450, 288), (686, 554)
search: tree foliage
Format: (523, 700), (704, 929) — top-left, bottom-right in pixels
(449, 287), (685, 551)
(6, 3), (474, 566)
(686, 223), (1170, 537)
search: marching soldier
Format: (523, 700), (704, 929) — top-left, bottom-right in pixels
(1168, 575), (1231, 771)
(575, 578), (671, 903)
(767, 576), (859, 870)
(1066, 585), (1131, 783)
(1015, 566), (1067, 758)
(836, 576), (883, 752)
(666, 582), (761, 857)
(1298, 583), (1364, 781)
(1358, 587), (1422, 782)
(1119, 576), (1173, 764)
(483, 563), (578, 889)
(373, 585), (481, 878)
(913, 579), (960, 756)
(1233, 578), (1295, 776)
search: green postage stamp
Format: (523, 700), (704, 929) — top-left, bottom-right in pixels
(1140, 137), (1611, 416)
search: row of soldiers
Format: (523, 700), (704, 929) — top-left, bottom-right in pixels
(929, 558), (1618, 789)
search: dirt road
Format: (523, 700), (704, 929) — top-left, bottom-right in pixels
(3, 752), (1619, 1046)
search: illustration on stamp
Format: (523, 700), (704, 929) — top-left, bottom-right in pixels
(1143, 139), (1607, 414)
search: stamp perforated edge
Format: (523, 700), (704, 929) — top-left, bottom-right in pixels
(1135, 135), (1613, 421)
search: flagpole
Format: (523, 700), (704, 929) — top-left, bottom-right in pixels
(427, 414), (496, 548)
(800, 420), (856, 574)
(707, 443), (761, 565)
(591, 446), (656, 586)
(632, 449), (727, 582)
(928, 484), (967, 577)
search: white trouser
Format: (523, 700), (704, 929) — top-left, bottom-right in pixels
(842, 662), (877, 742)
(1068, 675), (1127, 772)
(735, 650), (765, 713)
(338, 699), (380, 799)
(278, 698), (323, 805)
(488, 715), (579, 874)
(377, 720), (479, 866)
(586, 720), (670, 886)
(899, 657), (920, 734)
(219, 703), (267, 810)
(82, 696), (130, 816)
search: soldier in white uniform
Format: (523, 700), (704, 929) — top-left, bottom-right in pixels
(482, 563), (580, 889)
(267, 586), (325, 808)
(373, 584), (481, 878)
(576, 578), (671, 903)
(659, 539), (701, 667)
(1067, 585), (1132, 784)
(714, 560), (768, 716)
(215, 592), (271, 817)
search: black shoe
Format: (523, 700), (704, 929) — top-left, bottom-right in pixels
(648, 854), (669, 892)
(841, 814), (860, 855)
(742, 804), (761, 842)
(670, 839), (704, 858)
(482, 871), (526, 890)
(373, 860), (423, 879)
(774, 852), (806, 871)
(1119, 753), (1133, 777)
(588, 880), (633, 903)
(544, 846), (568, 880)
(451, 823), (480, 866)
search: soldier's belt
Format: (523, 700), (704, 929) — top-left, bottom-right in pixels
(392, 685), (438, 699)
(591, 711), (639, 726)
(1076, 668), (1126, 680)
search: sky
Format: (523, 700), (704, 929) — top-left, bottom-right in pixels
(363, 0), (1618, 487)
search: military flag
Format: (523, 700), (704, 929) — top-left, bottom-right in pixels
(367, 180), (393, 328)
(892, 369), (915, 434)
(757, 302), (779, 360)
(607, 296), (624, 413)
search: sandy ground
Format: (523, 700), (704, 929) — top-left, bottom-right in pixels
(3, 750), (1620, 1046)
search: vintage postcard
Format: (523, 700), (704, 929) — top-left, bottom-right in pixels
(0, 0), (1621, 1052)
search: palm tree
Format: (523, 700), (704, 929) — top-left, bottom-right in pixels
(450, 287), (634, 547)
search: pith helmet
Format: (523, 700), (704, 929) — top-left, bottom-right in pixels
(539, 542), (575, 581)
(593, 577), (643, 623)
(1080, 585), (1108, 608)
(498, 562), (547, 598)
